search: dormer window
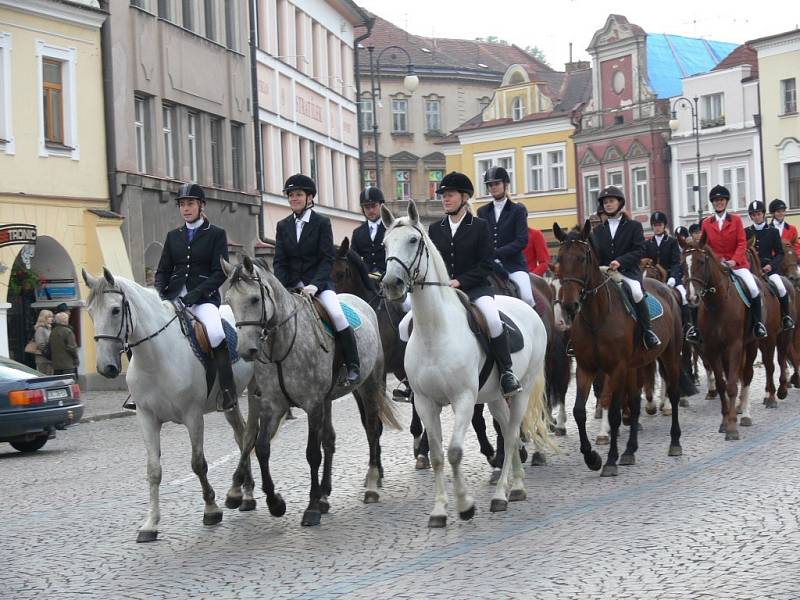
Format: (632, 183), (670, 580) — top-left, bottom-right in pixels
(512, 96), (525, 121)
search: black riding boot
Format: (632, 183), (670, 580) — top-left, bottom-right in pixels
(489, 329), (522, 398)
(635, 297), (661, 350)
(681, 304), (698, 344)
(392, 342), (413, 401)
(212, 341), (238, 411)
(750, 295), (768, 338)
(336, 326), (361, 385)
(779, 293), (795, 331)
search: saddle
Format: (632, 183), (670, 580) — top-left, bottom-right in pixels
(728, 272), (752, 308)
(177, 307), (239, 397)
(600, 268), (664, 322)
(487, 272), (549, 322)
(309, 295), (363, 338)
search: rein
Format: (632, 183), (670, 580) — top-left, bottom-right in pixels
(557, 238), (612, 304)
(93, 289), (178, 354)
(684, 248), (719, 298)
(385, 223), (451, 293)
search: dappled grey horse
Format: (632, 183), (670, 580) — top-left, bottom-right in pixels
(222, 256), (399, 527)
(83, 268), (258, 542)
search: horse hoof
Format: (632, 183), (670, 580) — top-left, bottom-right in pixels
(740, 416), (753, 427)
(319, 498), (330, 514)
(645, 406), (657, 416)
(586, 451), (602, 472)
(508, 489), (527, 502)
(136, 530), (158, 543)
(415, 455), (431, 470)
(428, 515), (447, 528)
(622, 415), (631, 427)
(554, 426), (567, 437)
(619, 453), (635, 466)
(225, 495), (243, 509)
(661, 407), (672, 416)
(518, 447), (528, 463)
(778, 388), (788, 400)
(792, 373), (800, 387)
(736, 405), (742, 415)
(203, 512), (223, 526)
(530, 452), (546, 466)
(601, 465), (618, 477)
(668, 445), (683, 457)
(725, 431), (740, 441)
(459, 505), (476, 521)
(765, 399), (778, 409)
(239, 498), (257, 512)
(363, 491), (380, 504)
(267, 494), (286, 517)
(490, 499), (508, 513)
(489, 469), (502, 485)
(377, 476), (383, 489)
(706, 391), (717, 400)
(718, 423), (726, 433)
(679, 398), (690, 408)
(301, 510), (321, 527)
(596, 435), (609, 446)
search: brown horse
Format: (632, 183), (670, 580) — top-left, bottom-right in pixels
(776, 238), (800, 388)
(553, 221), (683, 476)
(640, 258), (667, 282)
(680, 234), (760, 439)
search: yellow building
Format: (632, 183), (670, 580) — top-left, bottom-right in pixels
(0, 0), (132, 386)
(750, 30), (800, 221)
(439, 62), (592, 245)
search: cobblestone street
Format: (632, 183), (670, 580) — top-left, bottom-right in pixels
(3, 367), (800, 599)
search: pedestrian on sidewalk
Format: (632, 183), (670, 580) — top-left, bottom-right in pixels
(50, 312), (79, 376)
(33, 309), (54, 374)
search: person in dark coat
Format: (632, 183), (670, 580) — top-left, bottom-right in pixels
(351, 187), (387, 277)
(273, 174), (360, 384)
(399, 171), (521, 397)
(154, 182), (237, 410)
(591, 185), (660, 349)
(745, 200), (795, 330)
(49, 312), (79, 376)
(476, 166), (534, 307)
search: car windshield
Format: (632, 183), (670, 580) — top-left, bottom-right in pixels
(0, 358), (42, 382)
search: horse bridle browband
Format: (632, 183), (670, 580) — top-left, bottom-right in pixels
(385, 223), (450, 293)
(93, 289), (178, 354)
(557, 238), (611, 303)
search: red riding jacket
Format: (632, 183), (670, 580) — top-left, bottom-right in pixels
(700, 212), (748, 269)
(773, 220), (800, 254)
(523, 227), (550, 276)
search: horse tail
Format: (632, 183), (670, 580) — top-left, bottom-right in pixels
(377, 379), (402, 430)
(521, 368), (557, 453)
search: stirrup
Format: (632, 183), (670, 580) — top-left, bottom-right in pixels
(500, 371), (522, 398)
(754, 322), (768, 339)
(782, 315), (795, 331)
(685, 325), (700, 345)
(643, 330), (661, 350)
(122, 396), (136, 411)
(392, 380), (414, 402)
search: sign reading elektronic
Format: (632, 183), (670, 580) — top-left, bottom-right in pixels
(0, 224), (37, 248)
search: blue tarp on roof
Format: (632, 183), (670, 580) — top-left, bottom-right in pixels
(646, 34), (739, 98)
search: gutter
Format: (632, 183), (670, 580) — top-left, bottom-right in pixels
(100, 8), (118, 213)
(248, 0), (266, 244)
(353, 14), (376, 184)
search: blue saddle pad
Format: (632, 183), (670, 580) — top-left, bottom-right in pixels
(730, 273), (752, 308)
(615, 283), (664, 321)
(180, 313), (240, 369)
(321, 302), (363, 338)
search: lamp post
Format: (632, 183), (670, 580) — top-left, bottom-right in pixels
(364, 45), (419, 190)
(669, 96), (702, 224)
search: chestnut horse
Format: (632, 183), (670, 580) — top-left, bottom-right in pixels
(776, 238), (800, 389)
(554, 221), (683, 477)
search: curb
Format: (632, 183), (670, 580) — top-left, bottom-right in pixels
(80, 411), (135, 424)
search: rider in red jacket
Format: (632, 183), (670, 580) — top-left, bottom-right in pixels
(523, 227), (550, 276)
(768, 198), (800, 254)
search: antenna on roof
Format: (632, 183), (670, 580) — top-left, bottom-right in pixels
(569, 42), (573, 63)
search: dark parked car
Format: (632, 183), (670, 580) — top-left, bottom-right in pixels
(0, 356), (83, 453)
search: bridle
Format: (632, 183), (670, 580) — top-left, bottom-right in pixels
(683, 247), (718, 298)
(385, 223), (451, 293)
(556, 238), (611, 304)
(92, 289), (178, 354)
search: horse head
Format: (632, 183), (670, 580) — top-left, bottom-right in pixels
(781, 239), (800, 285)
(222, 255), (276, 361)
(381, 200), (427, 301)
(82, 267), (128, 378)
(681, 231), (721, 306)
(553, 220), (598, 327)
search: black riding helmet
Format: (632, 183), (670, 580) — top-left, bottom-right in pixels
(597, 185), (626, 210)
(175, 182), (205, 205)
(688, 223), (701, 235)
(674, 226), (689, 239)
(436, 171), (474, 197)
(483, 166), (511, 185)
(769, 198), (787, 213)
(709, 184), (730, 201)
(359, 187), (385, 205)
(650, 211), (668, 226)
(283, 174), (317, 197)
(748, 200), (766, 214)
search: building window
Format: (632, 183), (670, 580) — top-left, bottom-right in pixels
(204, 0), (215, 40)
(391, 99), (408, 133)
(224, 0), (236, 50)
(701, 93), (724, 128)
(231, 122), (244, 190)
(477, 155), (514, 196)
(364, 169), (376, 189)
(394, 170), (411, 200)
(584, 174), (600, 215)
(607, 170), (623, 190)
(787, 162), (800, 209)
(425, 99), (441, 133)
(427, 170), (443, 200)
(512, 96), (525, 121)
(0, 32), (12, 153)
(722, 166), (747, 212)
(134, 96), (149, 173)
(158, 0), (170, 20)
(182, 0), (193, 30)
(360, 97), (374, 132)
(210, 117), (222, 186)
(632, 167), (648, 211)
(42, 59), (63, 144)
(548, 150), (564, 190)
(38, 43), (77, 157)
(309, 140), (317, 182)
(782, 78), (797, 115)
(527, 153), (543, 192)
(187, 112), (199, 181)
(162, 105), (176, 178)
(685, 171), (708, 216)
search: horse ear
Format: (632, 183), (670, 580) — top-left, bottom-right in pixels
(553, 222), (566, 243)
(243, 255), (254, 273)
(102, 267), (115, 286)
(581, 219), (592, 240)
(338, 237), (350, 257)
(381, 204), (395, 230)
(81, 268), (98, 289)
(220, 257), (234, 277)
(408, 199), (420, 225)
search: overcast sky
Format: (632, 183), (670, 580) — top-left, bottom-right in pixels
(358, 0), (800, 69)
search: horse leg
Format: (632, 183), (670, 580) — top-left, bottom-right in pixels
(353, 387), (381, 502)
(184, 413), (222, 527)
(601, 367), (626, 477)
(724, 344), (742, 441)
(447, 395), (476, 520)
(705, 359), (717, 399)
(471, 403), (496, 467)
(740, 343), (758, 426)
(253, 401), (287, 518)
(302, 405), (324, 526)
(488, 395), (526, 509)
(136, 410), (162, 543)
(410, 401), (425, 459)
(620, 370), (641, 465)
(415, 397), (447, 527)
(319, 399), (336, 514)
(555, 399), (568, 437)
(223, 398), (256, 511)
(574, 367), (602, 471)
(760, 339), (778, 410)
(643, 362), (657, 416)
(662, 346), (683, 456)
(777, 331), (790, 400)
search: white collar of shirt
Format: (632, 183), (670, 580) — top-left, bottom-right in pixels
(715, 211), (727, 229)
(754, 222), (767, 231)
(654, 234), (665, 246)
(493, 198), (507, 222)
(775, 219), (785, 231)
(368, 219), (381, 240)
(185, 218), (204, 230)
(607, 214), (622, 238)
(449, 212), (467, 237)
(295, 209), (311, 241)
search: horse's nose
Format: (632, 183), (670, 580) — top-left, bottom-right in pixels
(242, 347), (258, 361)
(382, 277), (404, 298)
(101, 364), (120, 379)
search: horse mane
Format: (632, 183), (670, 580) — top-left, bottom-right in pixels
(346, 249), (380, 296)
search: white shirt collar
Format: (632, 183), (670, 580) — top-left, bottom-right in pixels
(185, 218), (204, 230)
(368, 218), (380, 229)
(715, 211), (728, 222)
(607, 214), (622, 223)
(654, 233), (665, 244)
(775, 219), (785, 229)
(449, 211), (467, 235)
(295, 209), (312, 224)
(754, 222), (767, 230)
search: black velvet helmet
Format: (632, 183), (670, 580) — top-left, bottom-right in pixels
(283, 174), (317, 196)
(650, 211), (668, 226)
(175, 182), (205, 205)
(674, 226), (689, 239)
(436, 171), (474, 197)
(709, 185), (730, 201)
(688, 223), (701, 234)
(483, 166), (510, 185)
(769, 198), (787, 213)
(359, 187), (385, 205)
(748, 200), (766, 214)
(597, 185), (626, 209)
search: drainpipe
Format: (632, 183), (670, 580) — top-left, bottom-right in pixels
(354, 16), (376, 186)
(100, 11), (118, 213)
(755, 87), (766, 203)
(248, 0), (266, 243)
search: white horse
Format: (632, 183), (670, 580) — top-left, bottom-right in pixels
(82, 268), (257, 542)
(380, 201), (552, 527)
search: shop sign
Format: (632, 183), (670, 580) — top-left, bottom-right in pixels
(0, 224), (37, 248)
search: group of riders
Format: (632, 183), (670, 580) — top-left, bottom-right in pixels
(150, 168), (799, 411)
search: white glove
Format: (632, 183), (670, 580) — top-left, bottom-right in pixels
(667, 277), (676, 287)
(303, 284), (318, 296)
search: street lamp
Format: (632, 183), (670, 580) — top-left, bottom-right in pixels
(364, 45), (420, 190)
(669, 96), (703, 224)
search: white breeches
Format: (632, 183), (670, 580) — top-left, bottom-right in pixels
(768, 273), (787, 297)
(317, 289), (349, 331)
(732, 268), (760, 298)
(619, 274), (644, 303)
(398, 294), (503, 342)
(192, 303), (226, 348)
(675, 283), (688, 305)
(509, 270), (535, 307)
(402, 295), (412, 312)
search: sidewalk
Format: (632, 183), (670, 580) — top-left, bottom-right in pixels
(78, 390), (133, 423)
